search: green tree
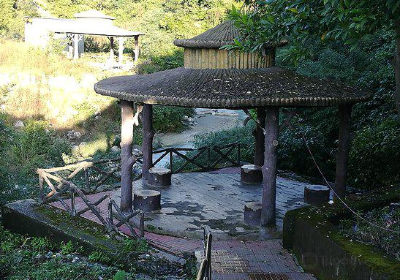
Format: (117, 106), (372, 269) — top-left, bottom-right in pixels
(229, 0), (400, 118)
(0, 0), (16, 35)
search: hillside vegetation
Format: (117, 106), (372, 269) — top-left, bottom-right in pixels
(0, 0), (237, 204)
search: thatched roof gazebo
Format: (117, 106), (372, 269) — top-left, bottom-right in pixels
(94, 21), (371, 226)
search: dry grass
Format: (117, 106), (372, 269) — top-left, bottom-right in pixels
(0, 40), (96, 78)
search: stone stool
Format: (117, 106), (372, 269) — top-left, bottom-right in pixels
(241, 164), (263, 184)
(148, 167), (172, 187)
(244, 202), (262, 226)
(304, 185), (330, 205)
(134, 190), (161, 211)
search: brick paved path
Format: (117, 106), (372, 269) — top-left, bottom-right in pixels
(51, 191), (316, 280)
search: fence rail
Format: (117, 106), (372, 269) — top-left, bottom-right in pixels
(153, 142), (242, 173)
(197, 225), (212, 280)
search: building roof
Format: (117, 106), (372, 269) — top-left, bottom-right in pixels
(74, 10), (115, 20)
(28, 17), (144, 37)
(174, 20), (287, 49)
(94, 67), (371, 108)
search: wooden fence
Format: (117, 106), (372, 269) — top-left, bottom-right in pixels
(197, 226), (213, 280)
(37, 156), (144, 239)
(152, 142), (242, 173)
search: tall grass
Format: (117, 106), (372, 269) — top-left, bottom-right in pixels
(0, 40), (95, 77)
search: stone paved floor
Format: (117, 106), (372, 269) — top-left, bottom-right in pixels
(112, 168), (309, 239)
(51, 169), (316, 280)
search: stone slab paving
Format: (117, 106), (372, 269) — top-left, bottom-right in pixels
(51, 170), (316, 280)
(112, 168), (309, 239)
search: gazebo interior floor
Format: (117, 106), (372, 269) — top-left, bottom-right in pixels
(112, 167), (313, 240)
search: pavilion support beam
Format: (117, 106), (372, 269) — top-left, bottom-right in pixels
(134, 35), (139, 64)
(261, 106), (279, 227)
(142, 104), (154, 180)
(73, 34), (79, 60)
(120, 100), (134, 213)
(334, 104), (353, 199)
(118, 37), (124, 65)
(254, 107), (266, 166)
(110, 37), (115, 63)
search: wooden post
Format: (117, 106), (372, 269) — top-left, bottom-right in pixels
(261, 106), (279, 226)
(334, 104), (352, 199)
(120, 100), (134, 212)
(73, 34), (79, 59)
(118, 37), (124, 65)
(254, 107), (266, 166)
(109, 37), (115, 63)
(142, 104), (153, 180)
(134, 35), (139, 63)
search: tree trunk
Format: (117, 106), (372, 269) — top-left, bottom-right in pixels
(120, 100), (134, 212)
(395, 20), (400, 120)
(142, 104), (153, 180)
(254, 107), (266, 166)
(334, 104), (352, 199)
(261, 106), (279, 226)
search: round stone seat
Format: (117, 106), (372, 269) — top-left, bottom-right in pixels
(241, 164), (263, 184)
(133, 190), (161, 211)
(148, 167), (172, 187)
(304, 185), (330, 205)
(244, 202), (262, 226)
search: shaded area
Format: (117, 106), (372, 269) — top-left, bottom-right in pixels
(112, 168), (310, 240)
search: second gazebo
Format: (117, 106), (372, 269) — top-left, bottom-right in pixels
(94, 20), (370, 226)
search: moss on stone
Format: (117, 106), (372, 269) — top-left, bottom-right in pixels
(283, 185), (400, 280)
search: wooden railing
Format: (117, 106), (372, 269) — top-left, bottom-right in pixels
(152, 142), (242, 173)
(197, 226), (212, 280)
(36, 156), (144, 239)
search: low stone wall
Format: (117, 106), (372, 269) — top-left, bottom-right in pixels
(282, 186), (400, 280)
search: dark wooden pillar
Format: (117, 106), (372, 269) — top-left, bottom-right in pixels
(254, 107), (266, 166)
(142, 104), (153, 180)
(134, 35), (139, 63)
(120, 100), (134, 212)
(261, 106), (279, 226)
(334, 104), (352, 199)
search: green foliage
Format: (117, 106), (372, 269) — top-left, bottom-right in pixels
(229, 0), (399, 59)
(88, 250), (111, 263)
(123, 238), (149, 255)
(339, 206), (400, 261)
(153, 105), (195, 133)
(10, 121), (71, 177)
(349, 117), (400, 189)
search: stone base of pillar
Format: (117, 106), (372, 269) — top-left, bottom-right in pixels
(241, 164), (263, 184)
(304, 185), (330, 205)
(133, 190), (161, 211)
(148, 167), (172, 187)
(244, 202), (262, 226)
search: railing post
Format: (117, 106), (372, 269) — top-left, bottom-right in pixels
(38, 174), (44, 203)
(207, 146), (211, 170)
(140, 211), (145, 238)
(84, 167), (89, 189)
(70, 188), (76, 217)
(237, 143), (241, 166)
(169, 150), (173, 173)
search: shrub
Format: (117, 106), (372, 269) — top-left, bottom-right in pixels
(349, 117), (400, 189)
(153, 105), (195, 133)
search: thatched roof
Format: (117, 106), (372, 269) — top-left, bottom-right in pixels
(174, 20), (287, 49)
(94, 67), (371, 108)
